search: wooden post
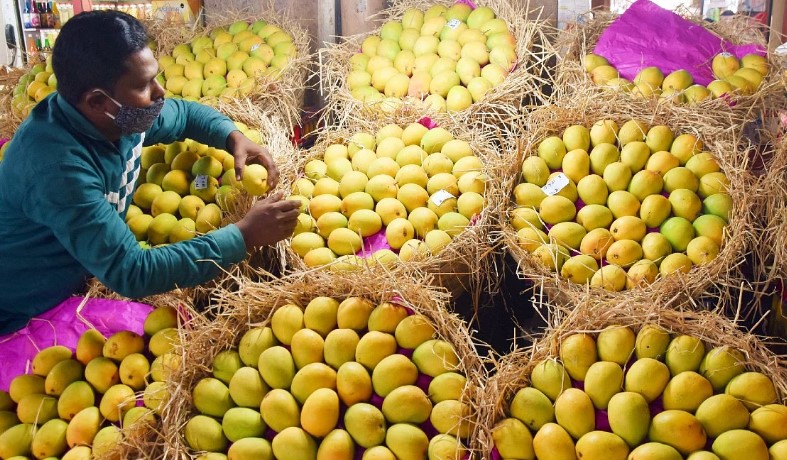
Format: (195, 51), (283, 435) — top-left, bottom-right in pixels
(770, 0), (785, 51)
(339, 0), (384, 37)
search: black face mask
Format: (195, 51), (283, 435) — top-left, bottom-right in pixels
(95, 89), (165, 136)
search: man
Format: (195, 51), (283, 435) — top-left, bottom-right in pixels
(0, 11), (301, 333)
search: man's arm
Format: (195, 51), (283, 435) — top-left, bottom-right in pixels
(144, 98), (238, 149)
(24, 158), (247, 299)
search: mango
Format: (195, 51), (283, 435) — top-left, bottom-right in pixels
(212, 350), (242, 384)
(0, 410), (19, 434)
(356, 331), (398, 370)
(271, 304), (305, 345)
(258, 346), (296, 389)
(635, 325), (671, 359)
(492, 417), (534, 459)
(123, 406), (155, 429)
(584, 361), (624, 409)
(344, 403), (387, 448)
(317, 429), (354, 460)
(608, 391), (651, 447)
(386, 423), (429, 459)
(662, 371), (713, 412)
(0, 423), (35, 459)
(532, 422), (576, 460)
(575, 431), (629, 460)
(303, 297), (340, 337)
(510, 386), (554, 431)
(428, 372), (466, 404)
(99, 383), (135, 422)
(747, 404), (787, 444)
(430, 399), (472, 438)
(57, 381), (95, 421)
(530, 359), (571, 401)
(628, 442), (682, 460)
(428, 433), (465, 460)
(229, 366), (268, 408)
(222, 407), (266, 442)
(149, 353), (180, 383)
(75, 329), (106, 365)
(559, 333), (597, 381)
(363, 445), (396, 459)
(725, 371), (777, 410)
(193, 377), (235, 417)
(324, 329), (361, 369)
(32, 345), (73, 376)
(118, 353), (150, 391)
(695, 394), (750, 438)
(143, 381), (169, 414)
(412, 339), (459, 378)
(770, 440), (787, 460)
(372, 354), (418, 397)
(625, 357), (670, 402)
(103, 330), (144, 362)
(66, 406), (101, 448)
(554, 388), (595, 439)
(299, 388), (339, 438)
(382, 385), (432, 424)
(17, 393), (58, 424)
(185, 415), (228, 452)
(712, 429), (768, 460)
(560, 254), (599, 284)
(699, 346), (745, 391)
(62, 445), (92, 460)
(9, 374), (45, 403)
(538, 136), (568, 169)
(148, 327), (179, 358)
(665, 335), (705, 375)
(290, 329), (325, 369)
(539, 195), (577, 225)
(31, 418), (68, 459)
(394, 315), (436, 350)
(649, 410), (707, 455)
(335, 362), (372, 407)
(291, 362), (337, 405)
(238, 326), (278, 367)
(228, 437), (273, 460)
(337, 297), (375, 331)
(92, 425), (123, 459)
(143, 306), (179, 336)
(257, 388), (299, 433)
(596, 326), (635, 365)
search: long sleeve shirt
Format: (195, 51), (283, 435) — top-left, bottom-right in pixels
(0, 94), (248, 333)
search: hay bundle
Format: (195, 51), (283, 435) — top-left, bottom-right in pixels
(319, 0), (555, 130)
(553, 11), (781, 130)
(0, 66), (35, 139)
(478, 295), (787, 459)
(146, 1), (311, 134)
(278, 113), (506, 301)
(158, 269), (488, 458)
(499, 91), (755, 307)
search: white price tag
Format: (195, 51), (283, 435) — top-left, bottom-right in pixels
(194, 174), (209, 190)
(430, 189), (456, 206)
(446, 18), (462, 29)
(541, 173), (570, 196)
(250, 44), (261, 52)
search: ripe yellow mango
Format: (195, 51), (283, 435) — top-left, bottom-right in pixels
(290, 362), (337, 404)
(608, 391), (651, 447)
(32, 345), (72, 376)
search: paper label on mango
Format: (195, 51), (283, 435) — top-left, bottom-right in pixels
(541, 173), (569, 196)
(430, 189), (456, 206)
(446, 19), (462, 29)
(250, 44), (260, 52)
(194, 174), (209, 190)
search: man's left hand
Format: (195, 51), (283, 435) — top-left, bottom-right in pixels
(226, 130), (279, 190)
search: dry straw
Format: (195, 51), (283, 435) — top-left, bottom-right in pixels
(146, 1), (311, 134)
(499, 92), (756, 309)
(319, 0), (556, 131)
(553, 11), (781, 131)
(279, 113), (506, 303)
(477, 292), (787, 458)
(0, 66), (29, 139)
(158, 269), (488, 459)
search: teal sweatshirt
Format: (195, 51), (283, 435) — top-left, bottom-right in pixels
(0, 94), (248, 333)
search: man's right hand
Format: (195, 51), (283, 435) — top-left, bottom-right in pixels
(235, 192), (301, 249)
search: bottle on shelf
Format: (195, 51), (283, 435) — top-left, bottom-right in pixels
(23, 1), (31, 28)
(51, 1), (61, 28)
(30, 1), (40, 28)
(45, 2), (53, 28)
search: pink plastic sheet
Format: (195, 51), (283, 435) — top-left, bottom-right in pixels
(0, 296), (153, 391)
(593, 0), (765, 86)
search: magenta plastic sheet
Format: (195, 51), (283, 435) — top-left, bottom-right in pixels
(0, 296), (153, 391)
(593, 0), (765, 86)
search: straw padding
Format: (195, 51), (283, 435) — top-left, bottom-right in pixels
(146, 1), (311, 133)
(0, 66), (29, 139)
(160, 269), (488, 458)
(753, 133), (787, 296)
(499, 92), (755, 307)
(319, 0), (555, 130)
(279, 113), (505, 303)
(553, 11), (782, 131)
(478, 294), (787, 458)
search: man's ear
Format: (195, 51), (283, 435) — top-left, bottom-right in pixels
(82, 89), (109, 114)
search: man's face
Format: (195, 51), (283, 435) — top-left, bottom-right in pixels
(108, 46), (165, 110)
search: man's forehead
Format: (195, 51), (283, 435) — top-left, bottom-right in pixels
(124, 48), (158, 78)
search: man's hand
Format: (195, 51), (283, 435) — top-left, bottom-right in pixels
(235, 192), (301, 249)
(226, 130), (279, 190)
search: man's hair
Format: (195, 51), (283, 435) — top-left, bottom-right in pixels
(52, 10), (149, 105)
